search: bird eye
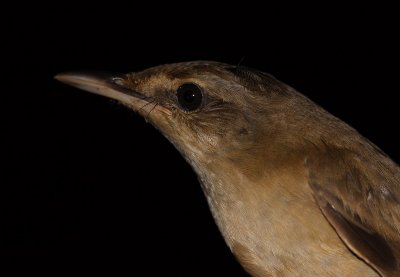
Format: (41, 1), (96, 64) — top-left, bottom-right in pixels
(176, 83), (203, 112)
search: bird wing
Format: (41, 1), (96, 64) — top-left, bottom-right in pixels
(306, 145), (400, 276)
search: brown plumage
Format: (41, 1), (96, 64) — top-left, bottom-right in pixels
(55, 61), (400, 276)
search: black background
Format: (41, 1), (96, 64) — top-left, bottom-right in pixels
(2, 4), (400, 276)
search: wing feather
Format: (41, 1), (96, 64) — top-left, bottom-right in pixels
(307, 144), (400, 276)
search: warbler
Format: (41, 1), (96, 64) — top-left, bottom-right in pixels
(56, 61), (400, 276)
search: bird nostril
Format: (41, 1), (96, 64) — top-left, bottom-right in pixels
(111, 77), (125, 86)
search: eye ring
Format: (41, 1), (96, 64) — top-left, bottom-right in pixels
(176, 83), (204, 112)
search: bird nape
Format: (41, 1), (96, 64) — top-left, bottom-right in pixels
(55, 61), (400, 277)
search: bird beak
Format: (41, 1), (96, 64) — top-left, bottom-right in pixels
(54, 72), (150, 108)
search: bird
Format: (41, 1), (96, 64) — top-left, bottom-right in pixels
(55, 61), (400, 276)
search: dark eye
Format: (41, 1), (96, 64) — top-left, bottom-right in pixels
(177, 83), (203, 112)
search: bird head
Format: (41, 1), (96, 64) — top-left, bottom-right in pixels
(55, 61), (299, 179)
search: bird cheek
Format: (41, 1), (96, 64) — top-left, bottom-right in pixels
(238, 127), (249, 136)
(198, 132), (220, 148)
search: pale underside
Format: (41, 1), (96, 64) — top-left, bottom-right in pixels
(197, 158), (379, 277)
